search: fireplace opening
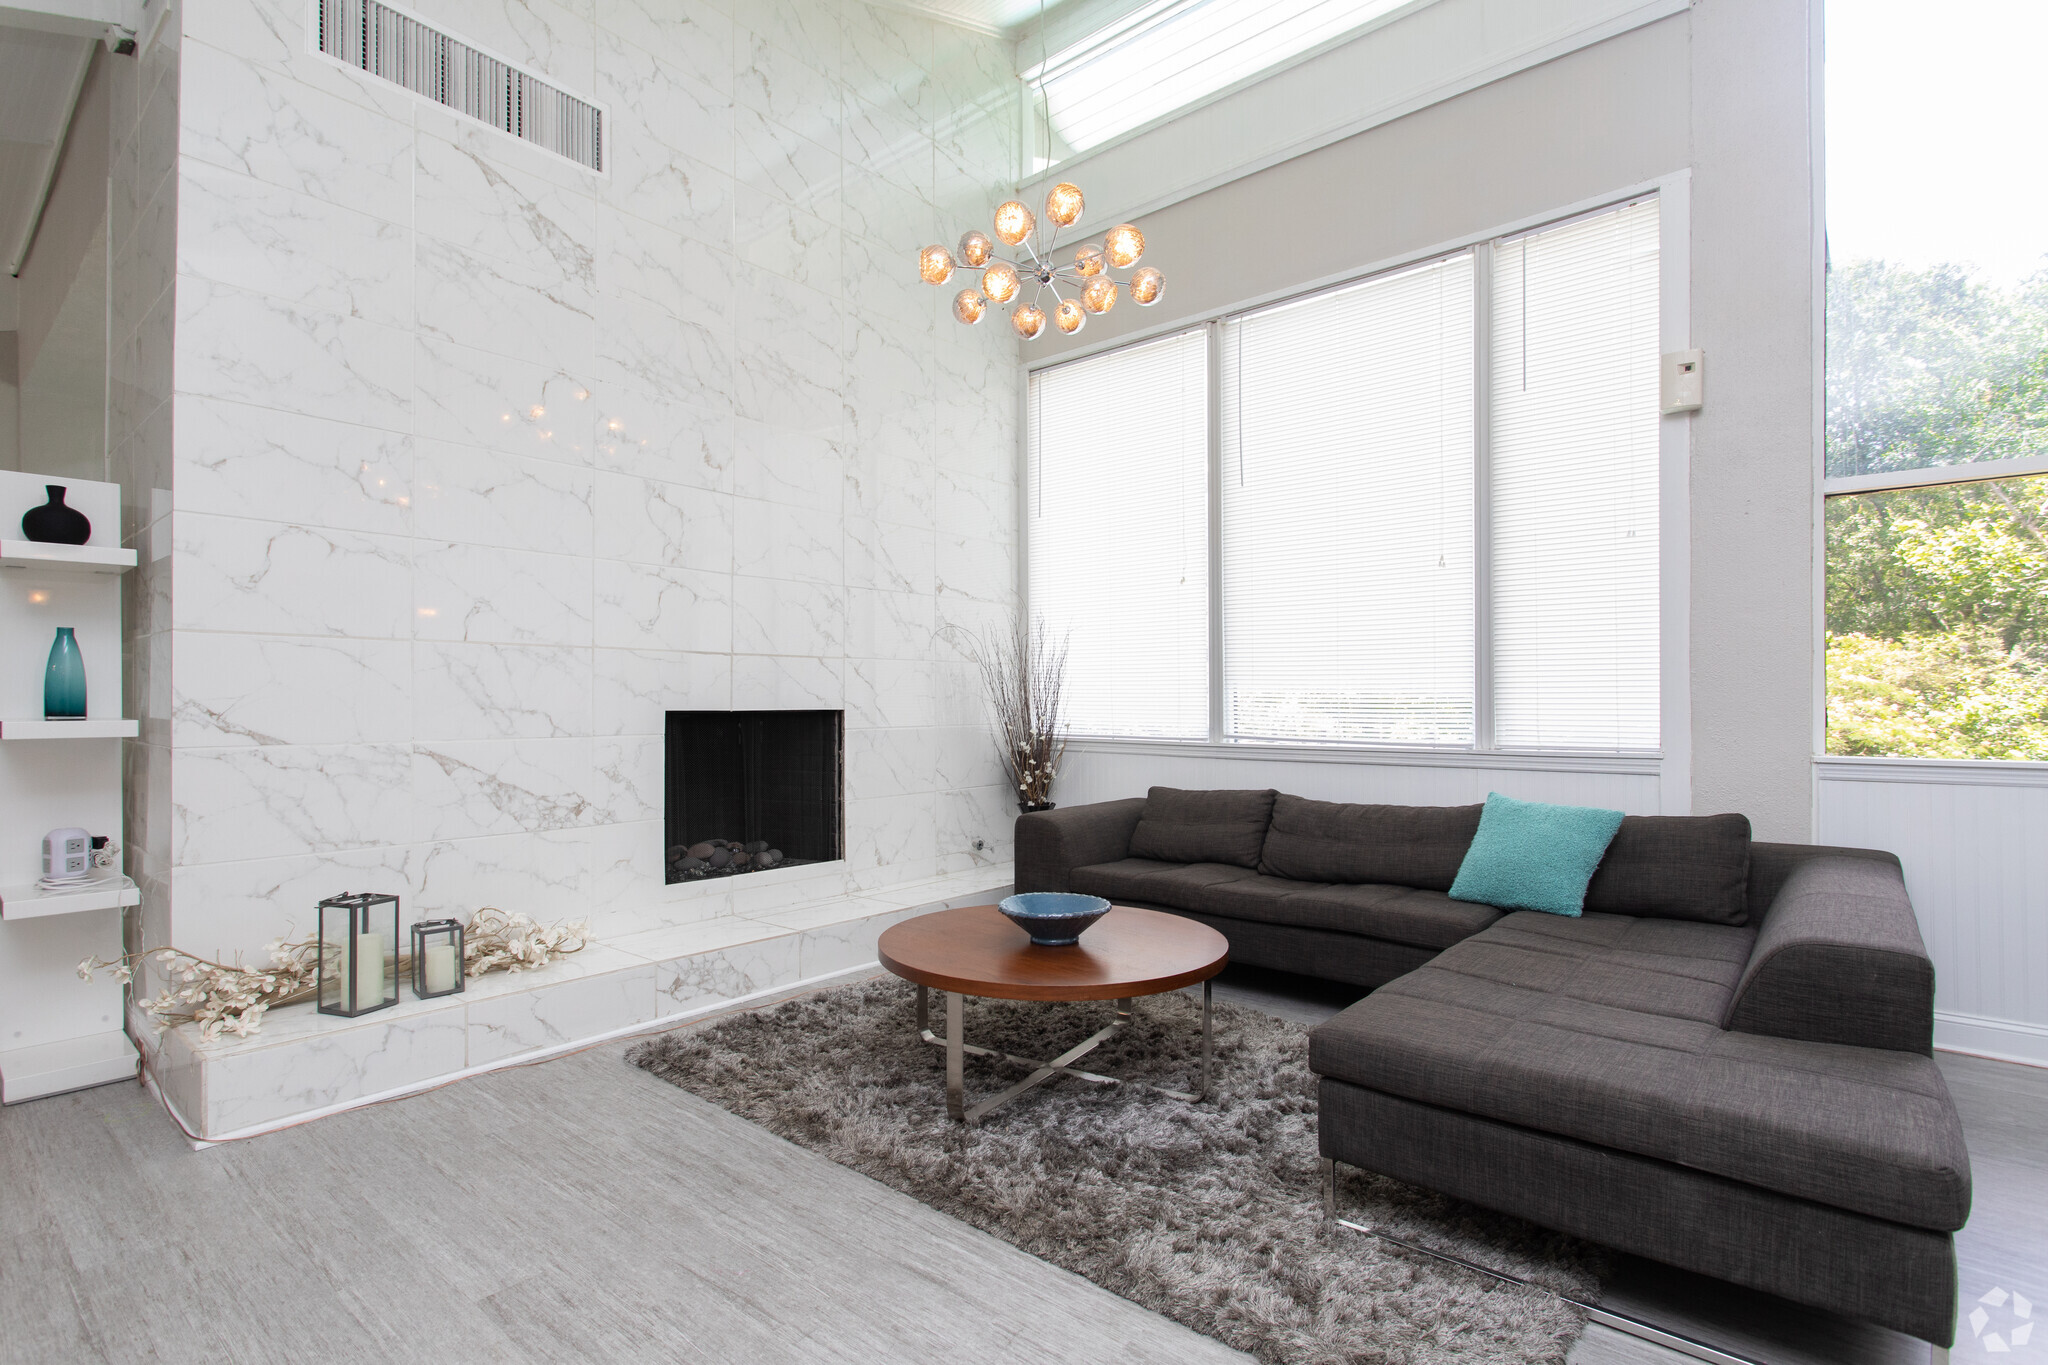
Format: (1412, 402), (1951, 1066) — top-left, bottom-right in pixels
(665, 710), (844, 883)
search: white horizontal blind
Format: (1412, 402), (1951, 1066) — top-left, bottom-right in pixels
(1221, 254), (1476, 743)
(1029, 328), (1210, 738)
(1032, 0), (1413, 157)
(1490, 197), (1661, 750)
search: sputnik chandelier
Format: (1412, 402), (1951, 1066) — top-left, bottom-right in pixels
(917, 182), (1163, 340)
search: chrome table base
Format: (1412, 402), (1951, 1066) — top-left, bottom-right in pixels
(915, 980), (1212, 1124)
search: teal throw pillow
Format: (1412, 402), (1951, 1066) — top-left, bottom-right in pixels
(1448, 792), (1626, 916)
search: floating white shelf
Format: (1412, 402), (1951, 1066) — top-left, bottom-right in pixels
(0, 540), (137, 575)
(0, 718), (140, 739)
(0, 1029), (139, 1103)
(0, 873), (141, 920)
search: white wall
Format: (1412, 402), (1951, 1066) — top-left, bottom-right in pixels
(0, 328), (17, 472)
(14, 47), (113, 484)
(105, 9), (181, 973)
(156, 0), (1021, 963)
(1023, 3), (1821, 839)
(1687, 0), (1822, 840)
(1058, 741), (1659, 813)
(1817, 760), (2048, 1066)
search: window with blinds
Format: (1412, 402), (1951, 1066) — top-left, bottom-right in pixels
(1027, 0), (1415, 161)
(1024, 193), (1664, 756)
(1028, 328), (1210, 739)
(1490, 198), (1662, 750)
(1221, 255), (1476, 743)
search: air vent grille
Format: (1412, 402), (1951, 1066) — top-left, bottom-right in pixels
(317, 0), (603, 171)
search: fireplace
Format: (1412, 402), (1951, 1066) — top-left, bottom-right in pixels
(665, 710), (844, 883)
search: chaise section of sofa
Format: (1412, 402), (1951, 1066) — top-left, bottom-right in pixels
(1312, 846), (1968, 1346)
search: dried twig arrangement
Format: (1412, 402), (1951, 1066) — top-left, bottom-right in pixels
(966, 615), (1070, 809)
(78, 907), (591, 1042)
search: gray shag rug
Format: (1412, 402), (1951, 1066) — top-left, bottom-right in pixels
(628, 978), (1605, 1365)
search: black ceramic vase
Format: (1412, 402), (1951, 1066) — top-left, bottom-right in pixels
(21, 485), (91, 545)
(1018, 800), (1057, 814)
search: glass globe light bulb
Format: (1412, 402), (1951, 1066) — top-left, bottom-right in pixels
(953, 289), (986, 325)
(981, 261), (1020, 305)
(1129, 266), (1165, 306)
(1044, 182), (1084, 227)
(1103, 223), (1145, 268)
(957, 230), (994, 268)
(993, 200), (1035, 246)
(1072, 244), (1103, 278)
(1082, 276), (1118, 314)
(1012, 303), (1047, 340)
(918, 244), (955, 285)
(1054, 297), (1086, 334)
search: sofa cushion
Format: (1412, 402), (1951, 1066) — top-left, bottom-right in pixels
(1220, 882), (1502, 951)
(1127, 787), (1277, 868)
(1582, 813), (1752, 925)
(1068, 858), (1261, 910)
(1070, 860), (1499, 952)
(1309, 912), (1971, 1232)
(1257, 795), (1481, 891)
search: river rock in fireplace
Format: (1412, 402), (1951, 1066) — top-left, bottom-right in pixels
(667, 838), (784, 879)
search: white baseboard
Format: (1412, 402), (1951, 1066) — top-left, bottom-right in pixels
(1934, 1010), (2048, 1070)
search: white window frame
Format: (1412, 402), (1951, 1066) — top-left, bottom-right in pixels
(1018, 172), (1693, 808)
(1815, 441), (2048, 771)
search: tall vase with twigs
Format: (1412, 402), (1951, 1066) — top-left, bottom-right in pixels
(969, 615), (1070, 813)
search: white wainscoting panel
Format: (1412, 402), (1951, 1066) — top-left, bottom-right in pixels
(1057, 741), (1663, 814)
(1815, 757), (2048, 1067)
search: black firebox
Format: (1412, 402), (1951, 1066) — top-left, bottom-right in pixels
(664, 710), (844, 882)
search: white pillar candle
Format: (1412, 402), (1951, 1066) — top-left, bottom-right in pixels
(355, 930), (383, 1006)
(423, 941), (457, 994)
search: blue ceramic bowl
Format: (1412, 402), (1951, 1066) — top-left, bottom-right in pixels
(998, 892), (1112, 947)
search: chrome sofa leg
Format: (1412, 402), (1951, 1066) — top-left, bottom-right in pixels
(1320, 1157), (1336, 1220)
(1930, 1348), (1948, 1364)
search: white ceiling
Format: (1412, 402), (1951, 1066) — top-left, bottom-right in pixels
(1, 24), (94, 278)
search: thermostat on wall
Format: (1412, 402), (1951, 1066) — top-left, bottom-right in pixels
(1661, 349), (1704, 413)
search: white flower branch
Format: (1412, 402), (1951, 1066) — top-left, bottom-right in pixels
(78, 907), (592, 1042)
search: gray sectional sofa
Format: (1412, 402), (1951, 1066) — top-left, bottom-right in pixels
(1015, 786), (1970, 1349)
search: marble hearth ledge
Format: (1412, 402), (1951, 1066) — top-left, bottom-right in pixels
(136, 866), (1015, 1142)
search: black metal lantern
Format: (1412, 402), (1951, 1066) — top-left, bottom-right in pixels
(317, 892), (400, 1017)
(410, 919), (466, 999)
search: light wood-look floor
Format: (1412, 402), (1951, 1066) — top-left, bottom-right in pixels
(2, 969), (2039, 1365)
(0, 1034), (1250, 1365)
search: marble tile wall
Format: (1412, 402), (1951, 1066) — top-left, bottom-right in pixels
(162, 0), (1022, 962)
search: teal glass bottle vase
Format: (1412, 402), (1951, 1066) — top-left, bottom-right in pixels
(45, 627), (87, 719)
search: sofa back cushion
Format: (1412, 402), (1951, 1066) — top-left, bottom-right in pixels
(1581, 813), (1752, 925)
(1128, 787), (1277, 868)
(1257, 795), (1482, 892)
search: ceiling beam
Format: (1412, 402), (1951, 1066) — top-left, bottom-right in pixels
(6, 37), (93, 278)
(0, 0), (146, 45)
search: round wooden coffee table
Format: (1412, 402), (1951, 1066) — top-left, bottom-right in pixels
(877, 904), (1228, 1123)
